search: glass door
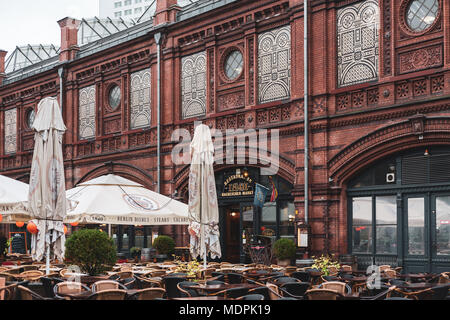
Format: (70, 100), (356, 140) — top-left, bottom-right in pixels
(431, 195), (450, 272)
(404, 195), (430, 272)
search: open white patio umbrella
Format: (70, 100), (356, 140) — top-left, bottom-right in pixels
(0, 175), (29, 223)
(65, 174), (189, 226)
(188, 124), (221, 269)
(28, 97), (67, 274)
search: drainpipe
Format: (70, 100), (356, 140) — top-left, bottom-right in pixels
(58, 67), (64, 113)
(154, 32), (162, 194)
(304, 0), (309, 226)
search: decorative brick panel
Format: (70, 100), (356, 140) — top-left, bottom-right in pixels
(337, 0), (379, 87)
(181, 51), (207, 119)
(398, 45), (443, 74)
(4, 108), (17, 154)
(130, 69), (151, 129)
(79, 85), (96, 140)
(258, 25), (291, 104)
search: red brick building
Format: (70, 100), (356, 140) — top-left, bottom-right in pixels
(0, 0), (449, 272)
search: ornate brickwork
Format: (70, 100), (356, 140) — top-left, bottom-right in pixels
(382, 0), (392, 76)
(181, 51), (207, 119)
(4, 108), (17, 154)
(130, 69), (151, 129)
(337, 0), (379, 87)
(398, 45), (442, 74)
(218, 91), (245, 111)
(258, 25), (291, 104)
(79, 85), (96, 140)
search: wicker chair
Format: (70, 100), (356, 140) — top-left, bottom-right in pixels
(88, 289), (127, 300)
(53, 281), (91, 300)
(16, 285), (52, 300)
(341, 265), (353, 273)
(0, 283), (19, 300)
(392, 284), (449, 300)
(18, 270), (45, 281)
(149, 270), (167, 277)
(291, 271), (311, 283)
(211, 287), (249, 299)
(177, 281), (202, 297)
(319, 281), (351, 295)
(279, 282), (310, 299)
(378, 265), (391, 273)
(134, 276), (162, 289)
(92, 280), (128, 292)
(265, 283), (283, 300)
(304, 288), (344, 300)
(0, 267), (9, 273)
(127, 288), (166, 300)
(383, 269), (398, 279)
(236, 294), (265, 300)
(0, 272), (19, 282)
(247, 286), (271, 300)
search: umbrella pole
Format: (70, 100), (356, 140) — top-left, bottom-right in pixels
(45, 230), (50, 276)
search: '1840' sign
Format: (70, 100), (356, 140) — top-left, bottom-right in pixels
(221, 174), (254, 197)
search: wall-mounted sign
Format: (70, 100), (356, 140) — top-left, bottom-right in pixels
(221, 174), (254, 197)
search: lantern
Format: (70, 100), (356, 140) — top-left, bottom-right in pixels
(27, 222), (38, 234)
(16, 221), (24, 228)
(70, 221), (79, 227)
(0, 214), (3, 223)
(64, 225), (68, 235)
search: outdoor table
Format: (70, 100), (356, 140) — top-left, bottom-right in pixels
(395, 282), (438, 291)
(398, 273), (436, 283)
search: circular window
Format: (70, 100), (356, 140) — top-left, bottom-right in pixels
(26, 109), (35, 129)
(406, 0), (439, 32)
(224, 50), (244, 81)
(108, 85), (121, 110)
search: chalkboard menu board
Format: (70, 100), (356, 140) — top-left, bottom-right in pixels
(9, 232), (27, 254)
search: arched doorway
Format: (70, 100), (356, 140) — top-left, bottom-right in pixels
(213, 167), (295, 263)
(346, 146), (450, 273)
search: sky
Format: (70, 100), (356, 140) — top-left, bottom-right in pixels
(0, 0), (99, 56)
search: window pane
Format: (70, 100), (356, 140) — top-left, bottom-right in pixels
(352, 197), (372, 225)
(376, 226), (397, 254)
(376, 196), (397, 224)
(353, 225), (372, 253)
(279, 202), (295, 240)
(261, 202), (277, 242)
(408, 198), (425, 255)
(436, 196), (450, 256)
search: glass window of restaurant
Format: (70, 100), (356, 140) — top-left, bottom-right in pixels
(348, 147), (450, 273)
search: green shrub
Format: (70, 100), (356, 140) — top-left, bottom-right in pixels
(65, 229), (117, 276)
(152, 235), (175, 255)
(130, 247), (142, 257)
(273, 238), (296, 260)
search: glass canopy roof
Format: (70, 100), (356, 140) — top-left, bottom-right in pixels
(3, 0), (232, 77)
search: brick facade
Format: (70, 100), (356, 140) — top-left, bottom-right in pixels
(1, 0), (450, 259)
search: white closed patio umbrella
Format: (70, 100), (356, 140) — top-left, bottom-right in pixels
(65, 174), (189, 226)
(28, 97), (67, 274)
(188, 124), (221, 270)
(0, 175), (29, 223)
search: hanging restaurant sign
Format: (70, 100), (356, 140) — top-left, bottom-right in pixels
(221, 174), (254, 197)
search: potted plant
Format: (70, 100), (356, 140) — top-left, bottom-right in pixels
(130, 247), (142, 262)
(65, 229), (117, 285)
(311, 254), (341, 276)
(152, 235), (175, 262)
(273, 238), (296, 266)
